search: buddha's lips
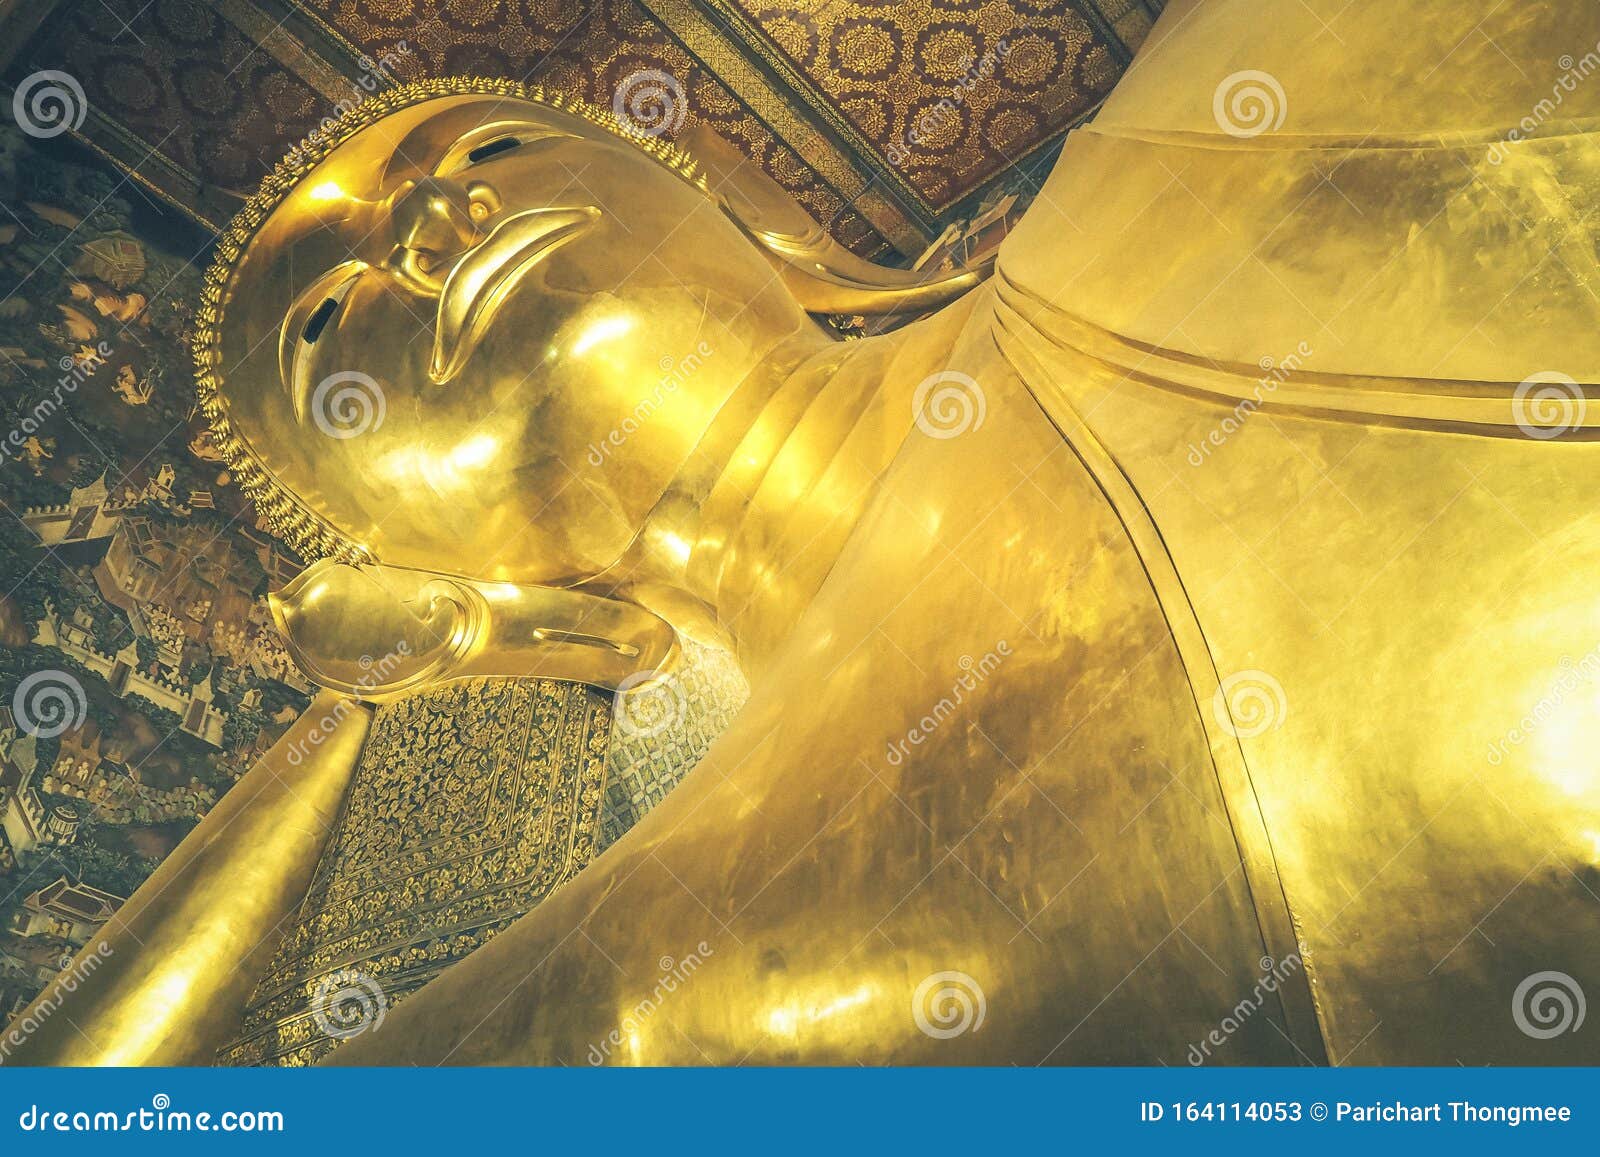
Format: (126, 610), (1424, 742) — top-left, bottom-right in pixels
(429, 205), (601, 386)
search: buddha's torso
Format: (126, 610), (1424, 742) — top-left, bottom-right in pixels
(16, 0), (1598, 1070)
(330, 3), (1600, 1064)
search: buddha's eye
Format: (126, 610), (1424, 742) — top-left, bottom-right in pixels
(301, 296), (341, 344)
(278, 262), (366, 416)
(466, 136), (521, 164)
(435, 123), (578, 179)
(297, 275), (357, 345)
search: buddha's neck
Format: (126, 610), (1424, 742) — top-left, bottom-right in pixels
(613, 297), (978, 674)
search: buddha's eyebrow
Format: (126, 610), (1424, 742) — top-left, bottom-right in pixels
(433, 121), (580, 177)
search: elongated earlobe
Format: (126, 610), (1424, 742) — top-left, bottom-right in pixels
(680, 123), (987, 316)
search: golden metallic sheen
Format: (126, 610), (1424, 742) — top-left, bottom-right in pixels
(4, 694), (371, 1065)
(21, 0), (1600, 1066)
(268, 561), (679, 700)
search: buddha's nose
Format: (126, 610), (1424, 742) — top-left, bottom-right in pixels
(389, 177), (479, 264)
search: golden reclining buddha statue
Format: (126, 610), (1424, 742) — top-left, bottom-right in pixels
(13, 0), (1600, 1066)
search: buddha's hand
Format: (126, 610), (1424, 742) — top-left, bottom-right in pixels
(269, 559), (678, 702)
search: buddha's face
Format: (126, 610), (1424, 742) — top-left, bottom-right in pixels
(214, 93), (811, 584)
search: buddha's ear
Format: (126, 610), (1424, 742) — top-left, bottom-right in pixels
(679, 123), (987, 317)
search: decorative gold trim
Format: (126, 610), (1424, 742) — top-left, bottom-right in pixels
(991, 307), (1332, 1067)
(0, 0), (62, 73)
(65, 109), (232, 235)
(209, 0), (359, 102)
(672, 0), (1136, 221)
(636, 0), (928, 252)
(1068, 0), (1137, 65)
(192, 76), (706, 566)
(682, 0), (936, 220)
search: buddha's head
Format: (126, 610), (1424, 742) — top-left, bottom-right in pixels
(197, 80), (817, 585)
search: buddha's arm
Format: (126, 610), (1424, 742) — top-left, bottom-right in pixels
(1, 693), (370, 1066)
(267, 559), (679, 699)
(322, 353), (1317, 1067)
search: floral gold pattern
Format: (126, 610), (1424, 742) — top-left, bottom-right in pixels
(301, 0), (893, 252)
(12, 0), (327, 190)
(710, 0), (1160, 208)
(218, 676), (611, 1067)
